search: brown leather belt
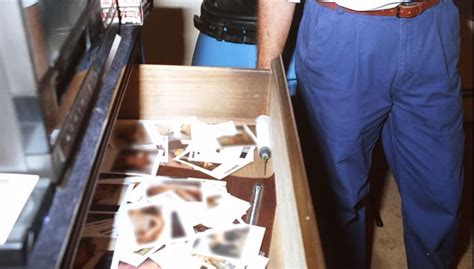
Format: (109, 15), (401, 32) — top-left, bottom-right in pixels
(317, 0), (439, 18)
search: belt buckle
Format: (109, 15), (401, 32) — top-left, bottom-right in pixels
(396, 1), (418, 18)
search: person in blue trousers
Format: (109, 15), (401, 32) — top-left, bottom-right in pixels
(257, 0), (464, 268)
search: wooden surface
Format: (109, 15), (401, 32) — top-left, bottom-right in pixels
(267, 58), (325, 269)
(119, 64), (271, 123)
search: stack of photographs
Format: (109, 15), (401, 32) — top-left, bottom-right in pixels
(173, 119), (257, 180)
(101, 120), (166, 176)
(75, 175), (269, 269)
(101, 117), (257, 179)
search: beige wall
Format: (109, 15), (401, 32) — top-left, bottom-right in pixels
(141, 0), (201, 65)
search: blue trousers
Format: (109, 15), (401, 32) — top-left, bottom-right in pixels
(295, 1), (464, 268)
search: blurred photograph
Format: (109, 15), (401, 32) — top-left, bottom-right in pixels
(127, 204), (165, 246)
(146, 180), (203, 202)
(191, 225), (265, 263)
(153, 117), (196, 141)
(110, 120), (154, 149)
(115, 246), (161, 268)
(206, 194), (225, 209)
(217, 125), (256, 148)
(170, 210), (186, 239)
(197, 255), (239, 269)
(118, 258), (161, 269)
(176, 152), (221, 172)
(110, 148), (160, 176)
(168, 140), (188, 158)
(192, 226), (250, 259)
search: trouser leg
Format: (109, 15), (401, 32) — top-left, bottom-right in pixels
(381, 1), (464, 268)
(294, 2), (402, 268)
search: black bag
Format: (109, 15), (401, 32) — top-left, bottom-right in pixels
(193, 0), (257, 44)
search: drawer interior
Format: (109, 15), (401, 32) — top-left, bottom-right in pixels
(74, 59), (325, 268)
(117, 60), (324, 268)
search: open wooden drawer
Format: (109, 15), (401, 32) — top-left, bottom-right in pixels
(82, 58), (325, 268)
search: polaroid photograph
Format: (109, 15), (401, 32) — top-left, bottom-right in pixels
(117, 258), (162, 269)
(245, 255), (270, 269)
(175, 148), (253, 180)
(190, 225), (265, 262)
(149, 243), (200, 269)
(217, 125), (257, 148)
(175, 150), (222, 175)
(200, 194), (251, 228)
(166, 140), (190, 165)
(126, 182), (162, 204)
(90, 184), (132, 212)
(196, 255), (242, 269)
(102, 147), (161, 176)
(190, 120), (222, 150)
(132, 179), (207, 225)
(188, 146), (254, 164)
(110, 222), (162, 268)
(126, 180), (157, 204)
(126, 177), (201, 203)
(168, 140), (188, 156)
(146, 190), (186, 206)
(146, 179), (203, 203)
(125, 202), (168, 249)
(113, 245), (160, 268)
(205, 193), (226, 209)
(109, 120), (155, 149)
(211, 121), (238, 137)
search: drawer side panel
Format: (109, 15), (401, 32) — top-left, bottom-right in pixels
(267, 58), (325, 269)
